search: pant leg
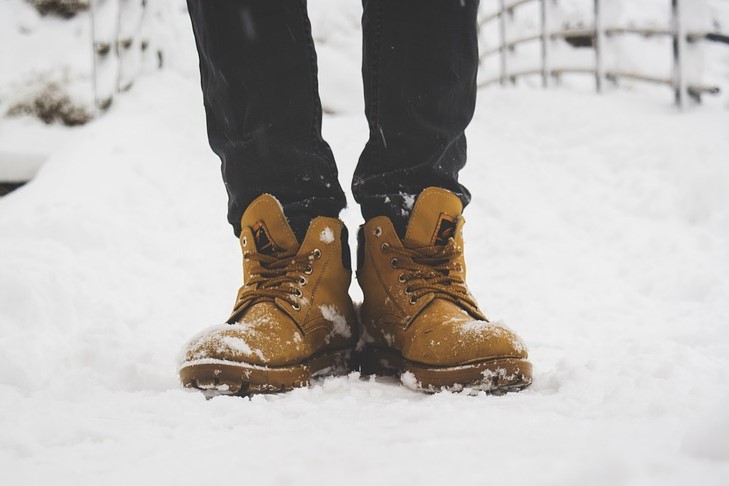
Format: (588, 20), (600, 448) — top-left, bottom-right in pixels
(354, 0), (479, 236)
(187, 0), (347, 240)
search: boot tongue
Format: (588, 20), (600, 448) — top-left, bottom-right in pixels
(403, 187), (463, 248)
(241, 194), (299, 254)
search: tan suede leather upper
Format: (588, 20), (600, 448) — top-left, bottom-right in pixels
(357, 187), (528, 367)
(183, 195), (357, 368)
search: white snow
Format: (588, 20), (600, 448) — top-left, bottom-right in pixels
(460, 319), (503, 332)
(319, 226), (335, 244)
(460, 320), (527, 353)
(178, 323), (267, 364)
(1, 1), (729, 485)
(221, 336), (265, 362)
(400, 371), (420, 391)
(319, 304), (352, 338)
(400, 192), (416, 211)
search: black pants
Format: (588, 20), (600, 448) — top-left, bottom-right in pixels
(188, 0), (479, 240)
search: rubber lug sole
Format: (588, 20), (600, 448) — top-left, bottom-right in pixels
(359, 346), (532, 394)
(179, 349), (355, 398)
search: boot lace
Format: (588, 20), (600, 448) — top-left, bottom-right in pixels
(382, 238), (477, 308)
(233, 247), (320, 314)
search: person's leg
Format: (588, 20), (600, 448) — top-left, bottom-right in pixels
(181, 1), (357, 396)
(187, 0), (346, 240)
(354, 0), (479, 237)
(355, 1), (532, 393)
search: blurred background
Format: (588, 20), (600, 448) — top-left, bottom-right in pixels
(1, 0), (727, 191)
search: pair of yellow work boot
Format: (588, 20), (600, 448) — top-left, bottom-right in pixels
(179, 187), (532, 396)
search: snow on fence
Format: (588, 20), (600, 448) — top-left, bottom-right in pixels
(90, 0), (151, 111)
(86, 0), (729, 112)
(479, 0), (729, 108)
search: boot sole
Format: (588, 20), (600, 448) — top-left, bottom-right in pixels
(179, 348), (355, 398)
(360, 346), (532, 394)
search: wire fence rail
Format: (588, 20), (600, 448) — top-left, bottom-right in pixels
(478, 0), (729, 108)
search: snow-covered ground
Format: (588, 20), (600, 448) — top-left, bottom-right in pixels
(2, 1), (729, 485)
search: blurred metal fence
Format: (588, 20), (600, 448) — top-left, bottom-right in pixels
(90, 0), (152, 111)
(479, 0), (729, 108)
(88, 0), (729, 111)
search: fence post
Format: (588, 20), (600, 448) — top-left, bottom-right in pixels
(508, 6), (517, 84)
(114, 0), (123, 93)
(541, 0), (550, 87)
(90, 0), (99, 112)
(499, 0), (508, 86)
(594, 0), (605, 93)
(671, 0), (686, 108)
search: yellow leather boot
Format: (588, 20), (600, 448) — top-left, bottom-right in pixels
(357, 187), (532, 393)
(179, 194), (358, 396)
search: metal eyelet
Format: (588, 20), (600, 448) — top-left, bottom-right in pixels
(294, 288), (303, 297)
(242, 236), (247, 247)
(398, 274), (406, 283)
(304, 265), (313, 275)
(404, 286), (412, 294)
(374, 226), (382, 237)
(381, 242), (390, 252)
(409, 296), (418, 305)
(390, 257), (398, 268)
(299, 276), (307, 285)
(291, 302), (301, 311)
(312, 248), (322, 260)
